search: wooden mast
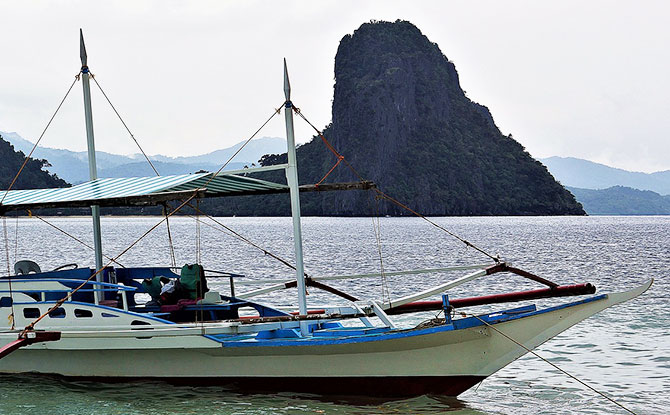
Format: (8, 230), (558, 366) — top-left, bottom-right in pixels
(283, 59), (308, 334)
(79, 29), (104, 299)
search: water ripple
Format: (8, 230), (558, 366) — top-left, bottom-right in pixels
(0, 216), (667, 414)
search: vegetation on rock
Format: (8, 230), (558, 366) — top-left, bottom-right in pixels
(0, 134), (68, 190)
(203, 20), (584, 216)
(2, 20), (585, 217)
(568, 186), (670, 215)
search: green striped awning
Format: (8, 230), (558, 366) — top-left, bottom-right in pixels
(0, 172), (289, 212)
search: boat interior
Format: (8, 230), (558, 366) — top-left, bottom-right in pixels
(2, 262), (293, 323)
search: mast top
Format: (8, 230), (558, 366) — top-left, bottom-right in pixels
(283, 58), (291, 101)
(79, 29), (88, 68)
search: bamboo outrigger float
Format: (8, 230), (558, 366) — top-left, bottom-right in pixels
(0, 32), (652, 398)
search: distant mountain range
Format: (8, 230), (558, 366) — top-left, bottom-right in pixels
(540, 156), (670, 195)
(4, 128), (670, 215)
(567, 186), (670, 215)
(0, 131), (286, 184)
(539, 157), (670, 215)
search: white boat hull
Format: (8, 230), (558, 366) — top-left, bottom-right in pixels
(0, 281), (651, 396)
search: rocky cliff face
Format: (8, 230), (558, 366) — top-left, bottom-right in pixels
(289, 20), (584, 216)
(202, 20), (584, 216)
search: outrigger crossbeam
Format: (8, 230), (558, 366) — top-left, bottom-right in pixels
(236, 282), (597, 324)
(0, 331), (61, 360)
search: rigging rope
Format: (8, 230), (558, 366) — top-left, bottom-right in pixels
(2, 217), (15, 329)
(195, 200), (201, 264)
(292, 106), (342, 160)
(164, 100), (314, 277)
(90, 75), (160, 176)
(370, 193), (390, 304)
(374, 190), (500, 263)
(32, 214), (125, 268)
(185, 202), (309, 278)
(192, 201), (204, 327)
(293, 106), (500, 264)
(13, 216), (18, 268)
(3, 218), (10, 276)
(0, 73), (80, 205)
(315, 155), (344, 188)
(1, 98), (283, 298)
(163, 204), (177, 268)
(464, 312), (638, 415)
(22, 193), (198, 333)
(2, 83), (281, 284)
(202, 103), (283, 189)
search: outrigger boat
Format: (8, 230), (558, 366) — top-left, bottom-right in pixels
(0, 32), (652, 397)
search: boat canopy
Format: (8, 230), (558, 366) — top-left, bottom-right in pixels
(0, 172), (288, 212)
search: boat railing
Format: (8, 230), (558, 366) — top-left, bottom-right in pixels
(0, 278), (136, 310)
(163, 268), (245, 297)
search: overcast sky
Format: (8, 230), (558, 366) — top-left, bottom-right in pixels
(0, 1), (667, 172)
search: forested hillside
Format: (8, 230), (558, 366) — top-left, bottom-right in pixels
(568, 186), (670, 215)
(0, 134), (68, 191)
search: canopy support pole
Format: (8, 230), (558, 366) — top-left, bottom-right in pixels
(80, 30), (104, 302)
(283, 59), (308, 336)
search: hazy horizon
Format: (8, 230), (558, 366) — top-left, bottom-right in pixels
(3, 129), (669, 175)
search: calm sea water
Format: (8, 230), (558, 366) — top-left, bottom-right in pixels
(0, 215), (667, 414)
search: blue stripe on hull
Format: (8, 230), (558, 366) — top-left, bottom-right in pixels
(209, 294), (608, 348)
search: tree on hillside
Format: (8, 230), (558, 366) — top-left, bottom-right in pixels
(0, 134), (69, 190)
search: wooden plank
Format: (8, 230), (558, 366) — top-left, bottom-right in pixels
(0, 338), (27, 360)
(0, 331), (62, 360)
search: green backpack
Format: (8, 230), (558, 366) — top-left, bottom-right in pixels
(142, 276), (164, 301)
(180, 264), (208, 299)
